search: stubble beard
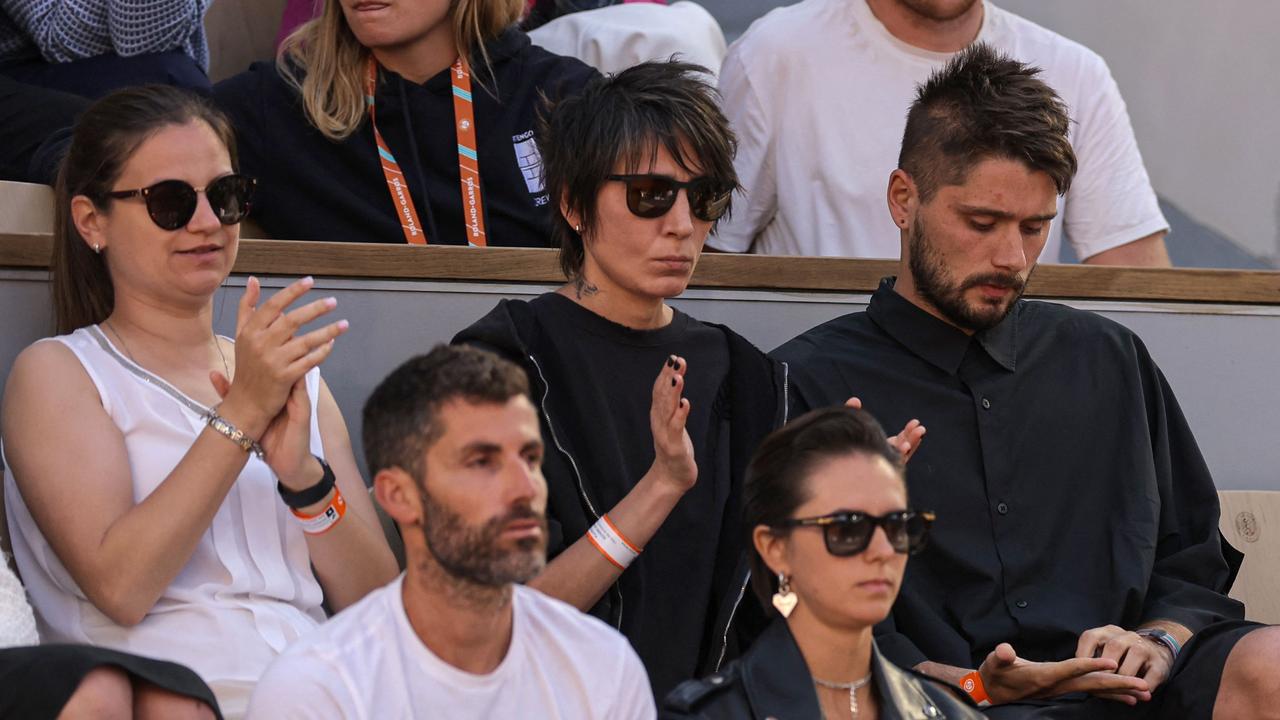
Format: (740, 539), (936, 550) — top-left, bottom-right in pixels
(907, 214), (1028, 332)
(418, 484), (547, 591)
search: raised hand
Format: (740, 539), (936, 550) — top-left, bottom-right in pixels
(648, 355), (696, 493)
(212, 276), (347, 443)
(212, 374), (320, 490)
(979, 642), (1151, 706)
(843, 396), (926, 463)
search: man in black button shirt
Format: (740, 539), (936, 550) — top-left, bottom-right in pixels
(774, 44), (1279, 718)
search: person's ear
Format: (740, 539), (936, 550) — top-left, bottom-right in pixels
(886, 169), (918, 232)
(374, 467), (423, 528)
(72, 195), (109, 253)
(753, 524), (790, 578)
(559, 195), (584, 237)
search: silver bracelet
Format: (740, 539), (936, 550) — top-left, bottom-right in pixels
(203, 408), (265, 459)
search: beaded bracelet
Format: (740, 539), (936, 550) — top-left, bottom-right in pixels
(203, 408), (265, 459)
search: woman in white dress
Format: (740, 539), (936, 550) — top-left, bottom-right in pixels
(1, 85), (398, 718)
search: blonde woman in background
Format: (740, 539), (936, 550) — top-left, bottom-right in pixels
(213, 0), (597, 245)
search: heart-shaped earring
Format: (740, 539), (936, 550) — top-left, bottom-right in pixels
(772, 572), (797, 618)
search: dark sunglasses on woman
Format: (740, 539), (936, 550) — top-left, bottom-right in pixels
(105, 174), (257, 231)
(774, 510), (935, 556)
(606, 174), (733, 222)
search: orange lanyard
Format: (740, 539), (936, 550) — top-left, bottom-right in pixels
(364, 56), (488, 246)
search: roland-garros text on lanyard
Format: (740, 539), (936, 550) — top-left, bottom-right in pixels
(364, 56), (488, 246)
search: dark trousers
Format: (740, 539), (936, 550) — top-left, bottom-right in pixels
(0, 49), (210, 99)
(0, 74), (86, 183)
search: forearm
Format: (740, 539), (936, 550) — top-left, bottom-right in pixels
(88, 429), (253, 624)
(529, 472), (685, 611)
(1082, 232), (1171, 267)
(915, 660), (974, 686)
(305, 493), (399, 611)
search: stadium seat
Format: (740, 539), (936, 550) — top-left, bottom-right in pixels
(1218, 490), (1280, 624)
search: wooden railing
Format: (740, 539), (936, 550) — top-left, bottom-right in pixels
(4, 233), (1280, 305)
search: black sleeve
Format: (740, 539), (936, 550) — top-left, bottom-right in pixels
(874, 613), (930, 670)
(212, 64), (277, 220)
(1135, 338), (1245, 633)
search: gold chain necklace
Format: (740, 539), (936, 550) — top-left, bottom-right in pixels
(104, 319), (231, 381)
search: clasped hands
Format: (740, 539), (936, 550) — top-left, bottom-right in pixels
(209, 276), (348, 492)
(979, 625), (1177, 706)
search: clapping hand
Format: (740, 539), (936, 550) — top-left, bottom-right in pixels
(648, 355), (697, 493)
(210, 276), (347, 488)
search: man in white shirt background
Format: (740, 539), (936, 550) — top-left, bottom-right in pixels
(713, 0), (1171, 266)
(247, 345), (655, 720)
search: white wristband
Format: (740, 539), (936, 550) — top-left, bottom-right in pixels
(586, 514), (640, 570)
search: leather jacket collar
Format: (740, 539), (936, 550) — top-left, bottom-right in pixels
(741, 620), (951, 719)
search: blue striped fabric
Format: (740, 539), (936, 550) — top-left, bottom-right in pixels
(0, 1), (212, 70)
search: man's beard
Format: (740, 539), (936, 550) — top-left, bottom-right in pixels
(907, 214), (1028, 332)
(418, 484), (547, 588)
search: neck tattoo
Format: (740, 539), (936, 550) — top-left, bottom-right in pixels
(813, 671), (873, 719)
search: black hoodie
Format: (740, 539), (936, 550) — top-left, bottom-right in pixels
(212, 29), (596, 244)
(455, 295), (788, 699)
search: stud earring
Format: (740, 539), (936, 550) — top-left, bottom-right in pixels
(574, 224), (582, 233)
(772, 572), (797, 618)
(93, 243), (101, 254)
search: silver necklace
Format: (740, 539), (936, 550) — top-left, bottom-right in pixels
(814, 671), (873, 719)
(104, 319), (231, 380)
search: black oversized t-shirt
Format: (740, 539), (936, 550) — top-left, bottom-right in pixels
(528, 292), (731, 697)
(212, 29), (597, 245)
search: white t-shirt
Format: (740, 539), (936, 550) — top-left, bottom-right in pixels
(246, 576), (656, 720)
(529, 2), (727, 77)
(714, 0), (1168, 261)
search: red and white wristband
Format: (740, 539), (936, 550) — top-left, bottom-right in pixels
(960, 670), (992, 707)
(290, 485), (347, 535)
(585, 514), (641, 570)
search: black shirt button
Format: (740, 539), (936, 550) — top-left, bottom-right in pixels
(1016, 599), (1029, 609)
(981, 397), (992, 409)
(997, 502), (1009, 515)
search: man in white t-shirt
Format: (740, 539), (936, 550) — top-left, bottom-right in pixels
(246, 345), (655, 720)
(714, 0), (1171, 266)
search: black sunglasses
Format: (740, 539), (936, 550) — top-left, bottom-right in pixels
(105, 174), (257, 231)
(774, 510), (935, 557)
(606, 174), (733, 222)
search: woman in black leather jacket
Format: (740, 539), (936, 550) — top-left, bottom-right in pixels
(663, 407), (985, 720)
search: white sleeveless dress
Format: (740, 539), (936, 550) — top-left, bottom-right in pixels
(2, 325), (327, 718)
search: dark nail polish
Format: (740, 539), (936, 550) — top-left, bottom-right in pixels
(671, 378), (677, 387)
(673, 360), (681, 370)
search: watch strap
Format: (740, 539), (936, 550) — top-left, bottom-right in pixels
(277, 456), (337, 509)
(1136, 628), (1182, 659)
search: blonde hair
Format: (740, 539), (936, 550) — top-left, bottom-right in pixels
(278, 0), (525, 142)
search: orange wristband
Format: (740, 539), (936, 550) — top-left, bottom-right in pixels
(290, 485), (347, 535)
(960, 670), (991, 707)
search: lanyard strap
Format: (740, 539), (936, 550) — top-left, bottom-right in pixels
(364, 56), (488, 246)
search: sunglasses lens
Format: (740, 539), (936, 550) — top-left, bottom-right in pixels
(207, 175), (255, 225)
(823, 516), (875, 557)
(904, 512), (932, 555)
(625, 177), (678, 218)
(690, 181), (732, 222)
(145, 180), (198, 231)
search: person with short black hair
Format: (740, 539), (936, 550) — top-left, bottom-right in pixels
(774, 44), (1280, 719)
(247, 344), (654, 719)
(665, 407), (984, 719)
(453, 60), (787, 699)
